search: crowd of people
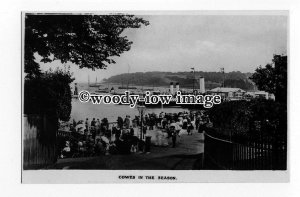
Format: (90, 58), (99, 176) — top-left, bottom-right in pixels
(58, 110), (211, 159)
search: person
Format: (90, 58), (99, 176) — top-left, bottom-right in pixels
(115, 131), (131, 154)
(198, 117), (205, 133)
(100, 118), (108, 136)
(117, 116), (124, 129)
(61, 141), (71, 158)
(178, 115), (183, 125)
(94, 138), (105, 156)
(187, 118), (193, 135)
(190, 112), (195, 122)
(72, 119), (77, 127)
(170, 126), (177, 148)
(187, 122), (194, 135)
(161, 117), (167, 129)
(158, 113), (163, 127)
(128, 115), (133, 128)
(86, 137), (95, 156)
(149, 116), (155, 130)
(130, 126), (135, 136)
(95, 119), (101, 135)
(195, 115), (200, 130)
(124, 115), (130, 129)
(91, 118), (96, 127)
(145, 114), (150, 126)
(182, 117), (188, 129)
(77, 141), (84, 157)
(142, 125), (147, 139)
(115, 127), (121, 140)
(85, 118), (90, 133)
(169, 120), (177, 130)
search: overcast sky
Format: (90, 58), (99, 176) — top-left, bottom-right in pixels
(38, 14), (287, 83)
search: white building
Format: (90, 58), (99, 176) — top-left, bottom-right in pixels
(207, 87), (246, 101)
(245, 91), (275, 100)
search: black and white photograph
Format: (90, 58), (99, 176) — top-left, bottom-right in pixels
(21, 11), (288, 182)
(4, 0), (300, 195)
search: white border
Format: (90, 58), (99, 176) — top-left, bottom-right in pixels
(20, 10), (289, 184)
(1, 0), (300, 196)
(22, 170), (289, 183)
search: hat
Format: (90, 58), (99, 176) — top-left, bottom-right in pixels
(170, 123), (177, 127)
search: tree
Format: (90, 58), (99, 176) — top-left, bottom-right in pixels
(250, 55), (287, 103)
(24, 67), (74, 121)
(24, 14), (149, 121)
(25, 14), (149, 78)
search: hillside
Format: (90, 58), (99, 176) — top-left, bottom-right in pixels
(104, 71), (255, 90)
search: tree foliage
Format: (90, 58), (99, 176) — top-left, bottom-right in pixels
(207, 99), (287, 141)
(24, 67), (74, 121)
(24, 14), (149, 121)
(250, 55), (287, 103)
(105, 71), (254, 90)
(25, 14), (149, 78)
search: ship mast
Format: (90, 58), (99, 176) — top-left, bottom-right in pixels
(127, 64), (130, 91)
(220, 67), (225, 87)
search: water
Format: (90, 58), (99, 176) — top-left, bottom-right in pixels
(73, 82), (193, 95)
(71, 99), (189, 123)
(70, 83), (190, 122)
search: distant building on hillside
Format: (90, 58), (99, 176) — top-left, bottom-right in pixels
(245, 91), (275, 100)
(207, 87), (246, 101)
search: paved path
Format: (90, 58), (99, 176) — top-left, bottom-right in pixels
(51, 132), (204, 170)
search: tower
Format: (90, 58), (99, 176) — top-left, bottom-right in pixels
(199, 77), (205, 94)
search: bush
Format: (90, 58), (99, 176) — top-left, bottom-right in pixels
(24, 67), (74, 121)
(207, 99), (287, 140)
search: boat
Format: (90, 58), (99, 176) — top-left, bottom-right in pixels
(143, 88), (154, 91)
(72, 94), (78, 99)
(88, 76), (101, 87)
(118, 86), (137, 89)
(117, 64), (137, 90)
(89, 84), (101, 87)
(72, 83), (79, 99)
(95, 87), (109, 93)
(113, 90), (126, 96)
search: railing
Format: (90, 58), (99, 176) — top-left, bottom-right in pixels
(57, 130), (72, 137)
(58, 122), (118, 135)
(204, 131), (287, 170)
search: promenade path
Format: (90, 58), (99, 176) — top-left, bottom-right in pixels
(51, 130), (204, 170)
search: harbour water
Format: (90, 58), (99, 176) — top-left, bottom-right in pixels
(70, 83), (189, 122)
(70, 99), (189, 122)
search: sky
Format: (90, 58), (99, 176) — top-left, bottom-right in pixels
(38, 14), (287, 83)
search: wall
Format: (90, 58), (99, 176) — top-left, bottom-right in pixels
(23, 114), (58, 169)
